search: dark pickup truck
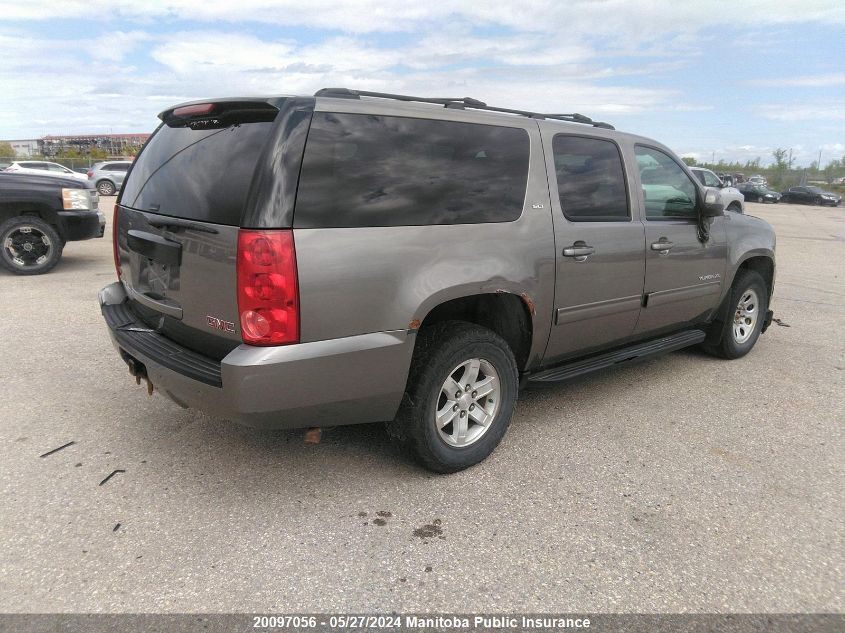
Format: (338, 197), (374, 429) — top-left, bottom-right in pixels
(0, 171), (104, 274)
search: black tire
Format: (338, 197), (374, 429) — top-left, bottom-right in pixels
(97, 180), (116, 196)
(702, 269), (768, 360)
(814, 196), (822, 206)
(387, 321), (518, 473)
(0, 216), (63, 275)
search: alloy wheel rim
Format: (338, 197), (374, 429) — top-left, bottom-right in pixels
(733, 288), (759, 344)
(3, 226), (52, 268)
(434, 357), (500, 448)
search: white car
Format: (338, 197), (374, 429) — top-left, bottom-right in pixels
(689, 167), (746, 213)
(4, 161), (88, 182)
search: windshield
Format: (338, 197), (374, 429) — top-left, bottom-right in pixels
(806, 186), (823, 193)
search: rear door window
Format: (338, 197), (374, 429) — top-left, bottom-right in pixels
(294, 112), (530, 228)
(120, 116), (277, 226)
(552, 135), (629, 221)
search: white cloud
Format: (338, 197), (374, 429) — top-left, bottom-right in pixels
(755, 103), (845, 121)
(3, 0), (845, 34)
(748, 73), (845, 88)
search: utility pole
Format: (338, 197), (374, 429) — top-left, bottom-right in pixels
(817, 148), (823, 172)
(788, 148), (793, 170)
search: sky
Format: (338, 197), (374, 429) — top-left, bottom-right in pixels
(1, 0), (843, 167)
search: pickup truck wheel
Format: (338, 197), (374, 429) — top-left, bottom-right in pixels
(388, 321), (518, 473)
(703, 269), (768, 359)
(97, 180), (115, 196)
(0, 216), (63, 275)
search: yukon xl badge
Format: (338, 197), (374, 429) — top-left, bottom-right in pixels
(206, 315), (236, 334)
(699, 273), (722, 281)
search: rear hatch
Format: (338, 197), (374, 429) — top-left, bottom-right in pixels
(115, 98), (307, 359)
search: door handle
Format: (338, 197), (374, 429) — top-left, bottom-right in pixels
(125, 284), (183, 319)
(563, 242), (596, 259)
(651, 239), (674, 253)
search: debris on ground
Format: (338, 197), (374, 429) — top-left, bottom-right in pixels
(39, 441), (76, 458)
(303, 427), (322, 444)
(99, 469), (126, 486)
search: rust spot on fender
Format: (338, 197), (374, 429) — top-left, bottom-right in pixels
(408, 319), (421, 331)
(520, 292), (536, 315)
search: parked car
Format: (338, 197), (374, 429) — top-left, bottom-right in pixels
(0, 172), (103, 274)
(99, 89), (776, 472)
(748, 175), (767, 186)
(88, 161), (132, 196)
(738, 183), (781, 203)
(689, 167), (745, 213)
(4, 160), (88, 182)
(780, 186), (841, 206)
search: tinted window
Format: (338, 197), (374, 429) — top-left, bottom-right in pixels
(23, 162), (46, 170)
(47, 163), (68, 172)
(635, 146), (698, 219)
(700, 170), (722, 187)
(553, 135), (629, 221)
(109, 163), (129, 172)
(294, 113), (529, 228)
(120, 120), (276, 226)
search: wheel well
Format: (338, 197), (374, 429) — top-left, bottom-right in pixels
(736, 256), (774, 298)
(727, 201), (742, 211)
(419, 293), (533, 370)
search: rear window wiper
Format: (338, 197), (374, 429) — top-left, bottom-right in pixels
(148, 217), (219, 234)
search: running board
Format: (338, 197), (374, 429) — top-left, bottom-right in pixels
(529, 329), (706, 384)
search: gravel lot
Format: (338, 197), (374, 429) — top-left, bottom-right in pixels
(1, 199), (842, 613)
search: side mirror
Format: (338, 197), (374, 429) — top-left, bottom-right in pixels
(700, 187), (725, 217)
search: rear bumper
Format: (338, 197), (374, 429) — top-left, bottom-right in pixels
(99, 282), (415, 429)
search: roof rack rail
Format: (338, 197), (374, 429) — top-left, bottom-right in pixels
(314, 88), (614, 130)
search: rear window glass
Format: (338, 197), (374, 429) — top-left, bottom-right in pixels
(120, 120), (276, 226)
(294, 113), (530, 228)
(553, 135), (629, 221)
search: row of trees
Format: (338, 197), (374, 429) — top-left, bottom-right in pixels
(683, 149), (845, 188)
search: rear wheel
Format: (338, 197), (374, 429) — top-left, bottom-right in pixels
(703, 269), (768, 359)
(387, 321), (518, 473)
(97, 180), (116, 196)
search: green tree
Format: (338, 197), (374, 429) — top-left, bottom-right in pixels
(822, 158), (843, 184)
(771, 148), (789, 170)
(682, 156), (698, 166)
(0, 141), (14, 159)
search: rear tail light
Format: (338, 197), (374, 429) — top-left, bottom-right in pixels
(112, 204), (121, 280)
(86, 170), (93, 179)
(236, 229), (299, 346)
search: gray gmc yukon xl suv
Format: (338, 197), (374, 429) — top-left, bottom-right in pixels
(100, 89), (776, 472)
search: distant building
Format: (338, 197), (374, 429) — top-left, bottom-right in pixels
(1, 133), (151, 158)
(39, 133), (151, 157)
(3, 139), (39, 158)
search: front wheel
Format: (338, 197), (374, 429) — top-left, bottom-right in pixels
(703, 270), (768, 359)
(0, 216), (63, 275)
(387, 321), (518, 473)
